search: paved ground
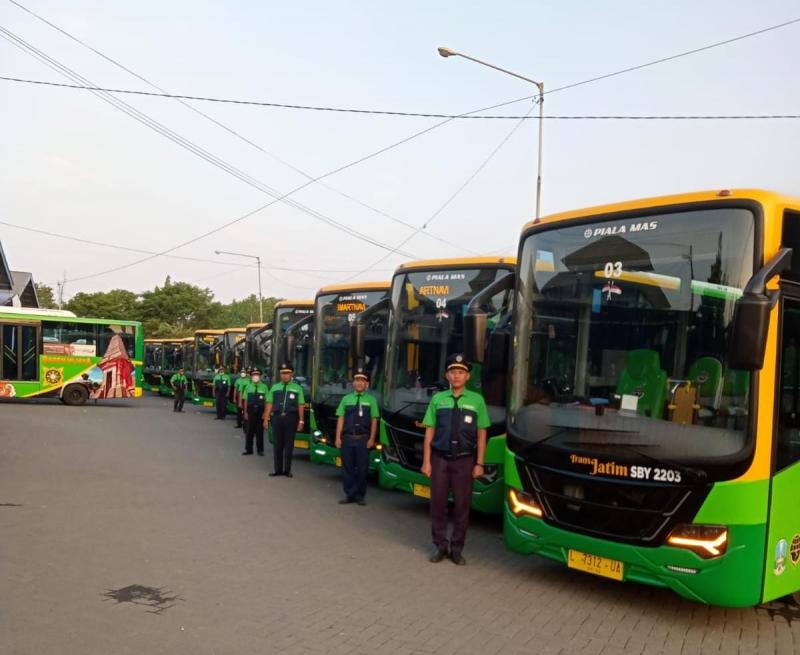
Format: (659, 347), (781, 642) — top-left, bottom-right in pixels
(1, 395), (799, 655)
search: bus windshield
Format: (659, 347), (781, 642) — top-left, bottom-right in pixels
(195, 335), (219, 373)
(163, 343), (182, 371)
(313, 290), (388, 404)
(511, 207), (756, 470)
(274, 306), (314, 388)
(385, 267), (512, 426)
(247, 326), (272, 373)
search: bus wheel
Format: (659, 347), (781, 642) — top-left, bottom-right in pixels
(62, 384), (89, 406)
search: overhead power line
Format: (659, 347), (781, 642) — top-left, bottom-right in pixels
(2, 13), (798, 118)
(5, 75), (800, 120)
(4, 76), (800, 120)
(6, 0), (477, 256)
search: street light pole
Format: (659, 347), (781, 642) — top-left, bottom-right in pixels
(437, 46), (544, 219)
(214, 250), (264, 323)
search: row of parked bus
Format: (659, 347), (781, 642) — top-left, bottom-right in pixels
(139, 189), (800, 608)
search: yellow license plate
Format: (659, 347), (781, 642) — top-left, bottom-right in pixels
(567, 549), (624, 581)
(335, 457), (342, 468)
(294, 440), (309, 449)
(413, 483), (431, 499)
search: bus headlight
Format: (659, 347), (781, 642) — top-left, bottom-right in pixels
(312, 430), (326, 444)
(666, 524), (728, 558)
(508, 488), (543, 518)
(476, 465), (498, 485)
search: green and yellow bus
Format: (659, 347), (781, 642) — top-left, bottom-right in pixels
(223, 327), (246, 411)
(502, 189), (800, 607)
(158, 338), (190, 396)
(244, 322), (273, 384)
(376, 257), (515, 513)
(310, 281), (390, 469)
(0, 306), (143, 405)
(273, 300), (315, 448)
(190, 328), (225, 406)
(143, 339), (164, 392)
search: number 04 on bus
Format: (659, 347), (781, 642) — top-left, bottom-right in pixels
(501, 189), (800, 607)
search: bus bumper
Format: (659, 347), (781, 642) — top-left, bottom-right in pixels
(503, 503), (766, 607)
(378, 459), (504, 514)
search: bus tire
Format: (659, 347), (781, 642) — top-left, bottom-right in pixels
(62, 384), (89, 406)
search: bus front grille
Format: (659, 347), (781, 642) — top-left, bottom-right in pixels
(385, 423), (424, 470)
(522, 462), (707, 545)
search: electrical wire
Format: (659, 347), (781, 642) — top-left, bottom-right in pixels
(0, 24), (420, 275)
(2, 13), (798, 116)
(5, 0), (477, 255)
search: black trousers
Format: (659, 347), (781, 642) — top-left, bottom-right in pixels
(271, 414), (297, 474)
(430, 452), (475, 553)
(235, 405), (244, 428)
(245, 405), (265, 454)
(215, 391), (227, 419)
(341, 435), (369, 500)
(173, 388), (185, 411)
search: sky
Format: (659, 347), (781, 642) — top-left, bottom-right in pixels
(1, 0), (799, 303)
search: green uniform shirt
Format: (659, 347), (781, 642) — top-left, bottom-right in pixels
(213, 373), (232, 385)
(234, 376), (250, 395)
(170, 373), (188, 387)
(267, 381), (305, 414)
(423, 388), (490, 456)
(242, 381), (270, 404)
(336, 391), (380, 436)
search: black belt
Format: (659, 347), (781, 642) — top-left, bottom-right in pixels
(273, 411), (298, 418)
(342, 433), (369, 439)
(432, 449), (475, 460)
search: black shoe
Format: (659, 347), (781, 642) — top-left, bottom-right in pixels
(241, 451), (253, 456)
(257, 452), (264, 456)
(429, 547), (449, 563)
(284, 472), (293, 478)
(269, 472), (282, 477)
(450, 551), (466, 566)
(338, 498), (354, 505)
(356, 498), (366, 506)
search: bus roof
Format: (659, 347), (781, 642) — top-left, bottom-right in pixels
(0, 306), (77, 318)
(246, 322), (271, 329)
(223, 327), (246, 334)
(521, 188), (800, 233)
(194, 329), (225, 336)
(274, 299), (314, 309)
(315, 281), (390, 296)
(181, 337), (194, 343)
(395, 256), (516, 273)
(0, 305), (140, 325)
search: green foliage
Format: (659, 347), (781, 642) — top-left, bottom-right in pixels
(34, 282), (57, 309)
(65, 278), (283, 338)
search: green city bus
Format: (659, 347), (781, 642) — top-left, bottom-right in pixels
(190, 328), (225, 406)
(376, 257), (516, 513)
(0, 306), (143, 405)
(223, 327), (246, 411)
(158, 338), (190, 396)
(244, 322), (273, 384)
(273, 300), (315, 448)
(310, 281), (390, 469)
(502, 189), (800, 607)
(143, 339), (164, 392)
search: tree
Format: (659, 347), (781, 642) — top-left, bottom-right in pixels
(66, 289), (140, 319)
(139, 280), (219, 332)
(218, 294), (281, 327)
(34, 282), (57, 309)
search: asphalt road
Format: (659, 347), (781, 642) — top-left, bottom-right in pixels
(1, 395), (799, 654)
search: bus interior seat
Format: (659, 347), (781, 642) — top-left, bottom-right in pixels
(616, 349), (668, 418)
(688, 356), (723, 420)
(721, 368), (750, 426)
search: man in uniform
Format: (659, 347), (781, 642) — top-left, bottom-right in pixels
(421, 354), (489, 565)
(212, 366), (231, 420)
(241, 368), (269, 456)
(265, 363), (305, 477)
(170, 367), (188, 412)
(335, 368), (379, 506)
(233, 367), (250, 430)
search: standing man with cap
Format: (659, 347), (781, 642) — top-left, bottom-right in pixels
(335, 367), (379, 506)
(212, 366), (231, 420)
(421, 354), (489, 565)
(233, 367), (250, 430)
(241, 368), (269, 456)
(265, 362), (305, 477)
(170, 367), (188, 412)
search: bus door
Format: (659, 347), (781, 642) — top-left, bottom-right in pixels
(764, 292), (800, 601)
(0, 320), (40, 384)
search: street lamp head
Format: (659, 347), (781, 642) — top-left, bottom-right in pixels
(214, 250), (221, 255)
(437, 46), (458, 58)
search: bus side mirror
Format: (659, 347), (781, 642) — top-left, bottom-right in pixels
(464, 313), (487, 364)
(728, 247), (792, 370)
(350, 322), (366, 365)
